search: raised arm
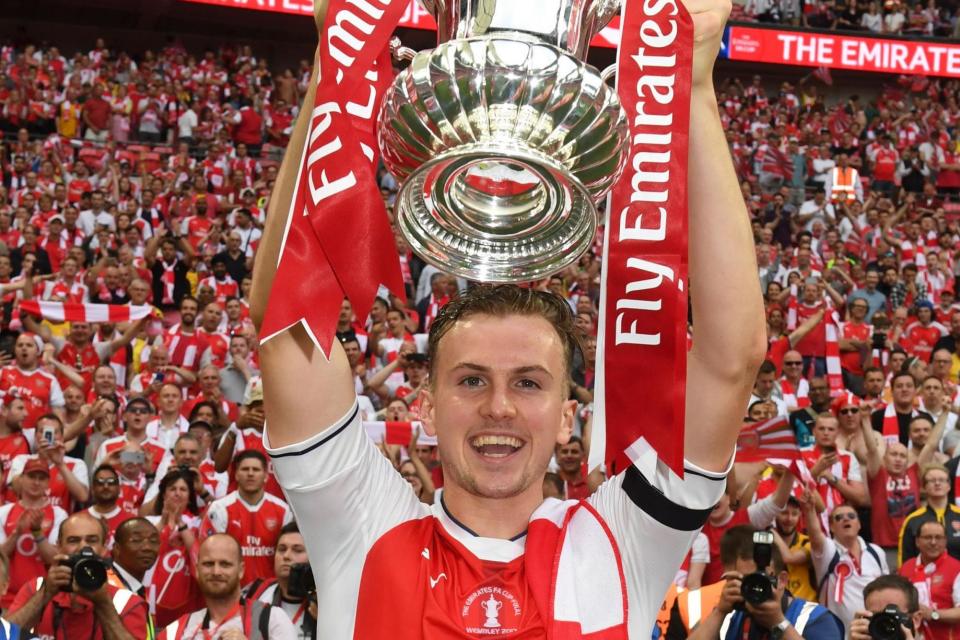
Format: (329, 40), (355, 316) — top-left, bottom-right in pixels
(860, 411), (883, 479)
(786, 307), (825, 348)
(917, 409), (949, 468)
(251, 45), (356, 449)
(683, 13), (767, 472)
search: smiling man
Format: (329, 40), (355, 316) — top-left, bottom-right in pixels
(252, 2), (765, 638)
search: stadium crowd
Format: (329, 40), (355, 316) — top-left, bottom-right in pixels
(738, 0), (959, 36)
(0, 24), (956, 640)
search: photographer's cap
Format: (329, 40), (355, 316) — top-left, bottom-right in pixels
(23, 458), (50, 477)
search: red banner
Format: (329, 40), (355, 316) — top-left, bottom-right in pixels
(727, 25), (960, 78)
(592, 0), (693, 478)
(260, 0), (406, 352)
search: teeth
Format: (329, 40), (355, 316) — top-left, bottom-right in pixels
(471, 435), (523, 448)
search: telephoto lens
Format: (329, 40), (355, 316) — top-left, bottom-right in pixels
(740, 572), (776, 606)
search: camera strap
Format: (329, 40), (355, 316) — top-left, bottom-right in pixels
(52, 601), (99, 640)
(199, 601), (244, 640)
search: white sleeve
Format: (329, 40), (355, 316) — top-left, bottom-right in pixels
(50, 506), (68, 544)
(0, 504), (13, 543)
(952, 572), (960, 606)
(48, 378), (65, 408)
(264, 401), (428, 640)
(847, 455), (863, 483)
(66, 458), (89, 488)
(587, 453), (730, 639)
(811, 536), (838, 581)
(6, 455), (28, 485)
(267, 607), (299, 640)
(691, 532), (710, 564)
(747, 494), (783, 529)
(205, 501), (227, 533)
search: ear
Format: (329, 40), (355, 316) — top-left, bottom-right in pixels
(419, 388), (437, 438)
(556, 399), (577, 446)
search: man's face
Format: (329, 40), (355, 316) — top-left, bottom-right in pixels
(909, 419), (932, 449)
(60, 517), (106, 557)
(199, 368), (220, 392)
(4, 399), (26, 429)
(174, 439), (202, 467)
(864, 588), (922, 631)
(70, 321), (91, 344)
(776, 504), (801, 536)
(809, 379), (830, 406)
(801, 283), (818, 303)
(814, 417), (839, 448)
(917, 523), (947, 561)
(892, 376), (916, 406)
(159, 385), (182, 413)
(124, 403), (152, 432)
(420, 314), (576, 502)
(386, 311), (405, 334)
(754, 372), (775, 397)
(202, 304), (222, 330)
(829, 506), (860, 539)
(556, 442), (584, 475)
(21, 470), (49, 500)
(932, 351), (953, 379)
(197, 537), (244, 599)
(113, 521), (160, 575)
(274, 532), (308, 582)
(14, 335), (39, 368)
(92, 469), (120, 504)
(386, 400), (408, 422)
(342, 340), (362, 367)
(849, 300), (868, 321)
(922, 378), (944, 408)
(180, 300), (198, 326)
(837, 404), (860, 428)
(235, 458), (266, 493)
(925, 469), (950, 500)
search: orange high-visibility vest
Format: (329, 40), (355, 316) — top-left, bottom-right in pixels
(830, 167), (858, 202)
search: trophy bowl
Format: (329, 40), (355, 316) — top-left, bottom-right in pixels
(378, 21), (629, 282)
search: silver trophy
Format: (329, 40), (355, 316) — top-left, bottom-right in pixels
(378, 0), (629, 282)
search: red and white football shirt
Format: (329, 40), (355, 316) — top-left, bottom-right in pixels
(200, 491), (293, 585)
(0, 366), (65, 429)
(84, 504), (138, 549)
(0, 501), (68, 607)
(6, 455), (88, 510)
(0, 432), (29, 484)
(223, 425), (283, 499)
(264, 402), (727, 639)
(95, 435), (170, 472)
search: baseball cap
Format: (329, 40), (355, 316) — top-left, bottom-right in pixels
(23, 458), (50, 477)
(48, 214), (64, 224)
(243, 376), (263, 405)
(241, 188), (255, 198)
(916, 300), (935, 311)
(831, 392), (861, 415)
(405, 353), (428, 366)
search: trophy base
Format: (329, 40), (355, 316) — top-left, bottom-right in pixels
(396, 144), (596, 283)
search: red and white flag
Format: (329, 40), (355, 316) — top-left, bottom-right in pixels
(20, 300), (153, 324)
(736, 416), (800, 464)
(363, 421), (437, 447)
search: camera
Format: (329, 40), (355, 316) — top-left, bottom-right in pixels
(868, 605), (914, 640)
(60, 546), (108, 592)
(40, 426), (56, 447)
(287, 563), (316, 600)
(738, 531), (778, 608)
(872, 331), (888, 350)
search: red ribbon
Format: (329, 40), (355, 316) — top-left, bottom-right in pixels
(595, 0), (694, 476)
(261, 0), (407, 353)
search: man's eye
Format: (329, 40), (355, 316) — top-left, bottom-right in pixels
(460, 376), (482, 387)
(517, 379), (540, 389)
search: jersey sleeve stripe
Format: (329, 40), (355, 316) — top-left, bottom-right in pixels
(621, 465), (715, 531)
(266, 403), (359, 459)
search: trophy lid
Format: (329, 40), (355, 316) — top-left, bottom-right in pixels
(420, 0), (621, 58)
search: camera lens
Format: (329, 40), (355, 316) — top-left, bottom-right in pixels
(740, 573), (774, 606)
(867, 612), (905, 640)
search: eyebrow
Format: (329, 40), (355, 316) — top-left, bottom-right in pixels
(452, 362), (554, 379)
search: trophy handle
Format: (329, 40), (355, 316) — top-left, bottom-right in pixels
(389, 37), (417, 62)
(592, 0), (622, 29)
(600, 63), (617, 84)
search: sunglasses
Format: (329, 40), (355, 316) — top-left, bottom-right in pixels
(832, 512), (857, 522)
(839, 408), (859, 415)
(125, 407), (152, 415)
(784, 361), (802, 366)
(94, 478), (119, 486)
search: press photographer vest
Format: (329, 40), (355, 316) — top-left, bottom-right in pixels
(720, 597), (832, 638)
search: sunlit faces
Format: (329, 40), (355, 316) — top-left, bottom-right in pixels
(419, 314), (576, 501)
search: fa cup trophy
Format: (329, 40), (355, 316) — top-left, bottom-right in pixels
(378, 0), (630, 282)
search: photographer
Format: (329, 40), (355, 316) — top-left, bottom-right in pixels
(6, 512), (148, 639)
(849, 575), (923, 640)
(685, 525), (843, 639)
(244, 523), (316, 640)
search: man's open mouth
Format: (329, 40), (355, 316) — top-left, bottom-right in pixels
(470, 435), (524, 458)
